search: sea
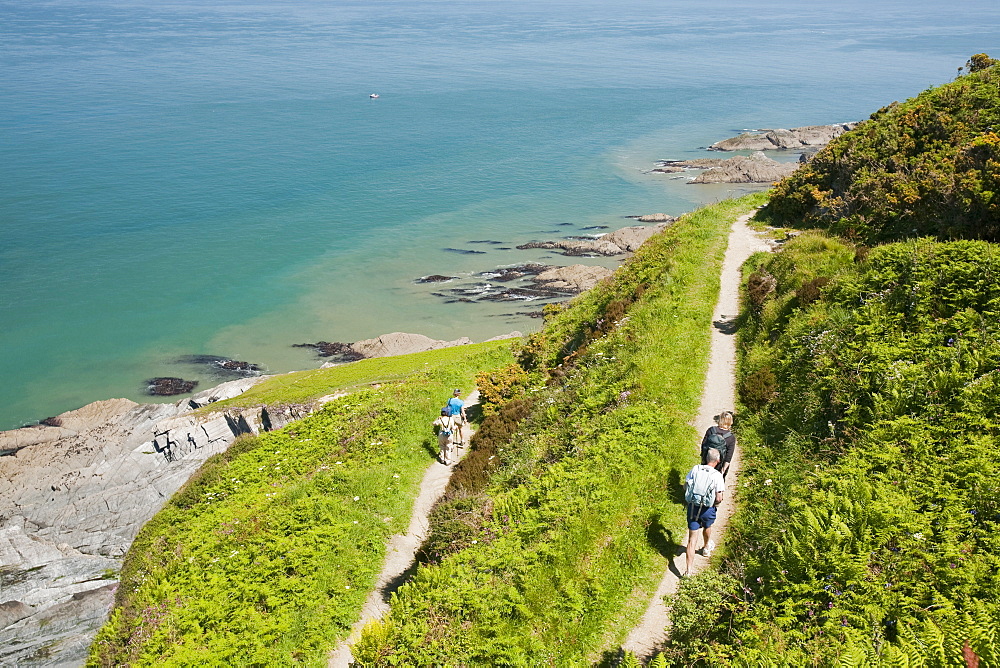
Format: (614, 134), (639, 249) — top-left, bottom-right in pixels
(2, 0), (998, 430)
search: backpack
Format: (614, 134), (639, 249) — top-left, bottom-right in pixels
(438, 414), (453, 437)
(703, 426), (729, 463)
(685, 465), (719, 509)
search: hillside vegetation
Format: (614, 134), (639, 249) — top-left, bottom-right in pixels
(88, 342), (512, 666)
(659, 59), (1000, 666)
(762, 57), (1000, 243)
(87, 58), (1000, 666)
(682, 234), (1000, 664)
(353, 193), (767, 664)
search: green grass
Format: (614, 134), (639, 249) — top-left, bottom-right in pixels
(203, 340), (514, 410)
(352, 193), (768, 664)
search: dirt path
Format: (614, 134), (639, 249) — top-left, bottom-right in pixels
(327, 391), (479, 667)
(620, 212), (770, 659)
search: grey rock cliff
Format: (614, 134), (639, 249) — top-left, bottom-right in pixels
(0, 376), (283, 666)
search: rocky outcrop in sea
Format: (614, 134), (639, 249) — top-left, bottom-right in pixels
(707, 123), (859, 151)
(654, 152), (799, 184)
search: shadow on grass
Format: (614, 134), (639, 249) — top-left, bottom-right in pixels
(419, 436), (437, 459)
(666, 467), (686, 505)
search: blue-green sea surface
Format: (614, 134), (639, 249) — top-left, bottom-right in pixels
(2, 0), (998, 428)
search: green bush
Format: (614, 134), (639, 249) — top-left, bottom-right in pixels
(761, 58), (1000, 243)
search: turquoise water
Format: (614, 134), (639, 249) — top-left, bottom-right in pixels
(2, 0), (998, 428)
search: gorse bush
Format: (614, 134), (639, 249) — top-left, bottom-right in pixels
(682, 233), (1000, 664)
(762, 57), (1000, 243)
(88, 345), (511, 667)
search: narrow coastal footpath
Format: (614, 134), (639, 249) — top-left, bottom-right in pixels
(328, 391), (480, 667)
(621, 212), (771, 658)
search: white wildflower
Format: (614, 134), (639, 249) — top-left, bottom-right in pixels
(764, 479), (773, 486)
(353, 496), (360, 501)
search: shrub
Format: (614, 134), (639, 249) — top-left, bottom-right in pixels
(745, 269), (777, 311)
(762, 57), (1000, 243)
(475, 363), (529, 416)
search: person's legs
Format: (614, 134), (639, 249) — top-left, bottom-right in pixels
(701, 525), (715, 556)
(685, 528), (701, 575)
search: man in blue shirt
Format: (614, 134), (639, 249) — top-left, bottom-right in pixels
(447, 389), (467, 446)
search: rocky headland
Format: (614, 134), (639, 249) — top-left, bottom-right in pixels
(654, 152), (799, 184)
(418, 217), (673, 306)
(515, 220), (674, 256)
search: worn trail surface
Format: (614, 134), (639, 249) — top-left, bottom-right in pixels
(327, 391), (479, 667)
(620, 212), (770, 659)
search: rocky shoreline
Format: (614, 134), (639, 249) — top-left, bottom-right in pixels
(0, 209), (675, 666)
(651, 123), (858, 183)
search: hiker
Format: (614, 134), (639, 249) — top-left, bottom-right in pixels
(701, 410), (735, 478)
(446, 388), (468, 447)
(684, 447), (725, 576)
(432, 408), (458, 465)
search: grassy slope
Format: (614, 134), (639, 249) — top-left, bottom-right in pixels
(352, 193), (768, 664)
(658, 63), (1000, 666)
(205, 341), (510, 410)
(88, 342), (512, 667)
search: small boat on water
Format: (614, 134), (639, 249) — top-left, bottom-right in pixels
(369, 93), (379, 99)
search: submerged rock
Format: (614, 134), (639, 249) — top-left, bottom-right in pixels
(416, 274), (458, 283)
(176, 355), (263, 377)
(292, 341), (364, 361)
(478, 263), (551, 282)
(146, 377), (198, 396)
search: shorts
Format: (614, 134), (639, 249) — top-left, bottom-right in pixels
(687, 504), (717, 530)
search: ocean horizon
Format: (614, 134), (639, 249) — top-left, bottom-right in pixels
(3, 0), (999, 429)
